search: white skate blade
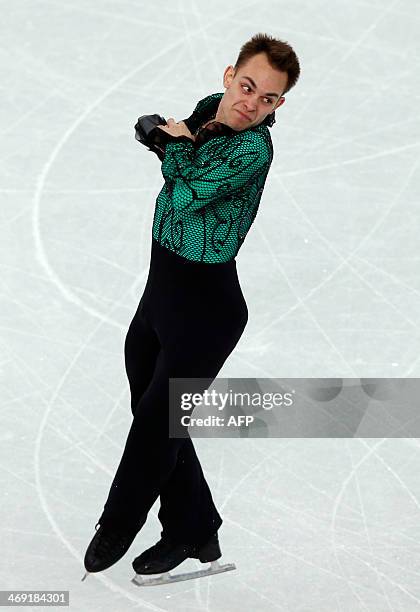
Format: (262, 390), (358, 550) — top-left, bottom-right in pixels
(131, 559), (236, 586)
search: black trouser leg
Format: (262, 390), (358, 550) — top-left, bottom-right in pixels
(97, 239), (247, 545)
(98, 306), (224, 544)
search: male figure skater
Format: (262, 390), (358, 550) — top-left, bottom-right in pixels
(82, 32), (300, 585)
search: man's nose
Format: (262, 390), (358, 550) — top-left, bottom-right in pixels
(243, 99), (257, 112)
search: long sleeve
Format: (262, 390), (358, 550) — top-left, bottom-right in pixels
(160, 131), (272, 212)
(134, 93), (224, 162)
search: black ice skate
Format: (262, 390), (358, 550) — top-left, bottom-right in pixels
(131, 532), (236, 586)
(81, 522), (139, 581)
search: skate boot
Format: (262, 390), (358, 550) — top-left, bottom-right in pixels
(189, 532), (222, 562)
(131, 532), (236, 586)
(132, 534), (196, 576)
(81, 521), (139, 581)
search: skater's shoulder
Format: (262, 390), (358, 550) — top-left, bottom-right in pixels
(193, 91), (224, 112)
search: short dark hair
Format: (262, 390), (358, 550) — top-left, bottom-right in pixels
(234, 32), (301, 97)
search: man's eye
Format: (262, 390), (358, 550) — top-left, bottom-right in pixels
(241, 85), (272, 104)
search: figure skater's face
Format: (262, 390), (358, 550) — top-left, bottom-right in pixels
(215, 52), (288, 130)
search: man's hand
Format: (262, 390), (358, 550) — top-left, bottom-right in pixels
(157, 118), (195, 142)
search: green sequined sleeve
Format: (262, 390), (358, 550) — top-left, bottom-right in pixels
(160, 131), (272, 211)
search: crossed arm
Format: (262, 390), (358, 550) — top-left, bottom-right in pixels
(135, 111), (272, 212)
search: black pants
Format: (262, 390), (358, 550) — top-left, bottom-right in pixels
(97, 238), (248, 546)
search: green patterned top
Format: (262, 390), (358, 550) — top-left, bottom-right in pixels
(149, 92), (274, 263)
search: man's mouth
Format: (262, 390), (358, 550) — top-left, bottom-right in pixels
(236, 110), (251, 121)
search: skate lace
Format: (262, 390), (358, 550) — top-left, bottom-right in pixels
(150, 537), (174, 556)
(94, 523), (131, 556)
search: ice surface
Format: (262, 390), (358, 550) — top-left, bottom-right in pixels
(1, 0), (420, 610)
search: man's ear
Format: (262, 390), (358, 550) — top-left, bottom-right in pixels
(223, 65), (235, 88)
(274, 97), (286, 111)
